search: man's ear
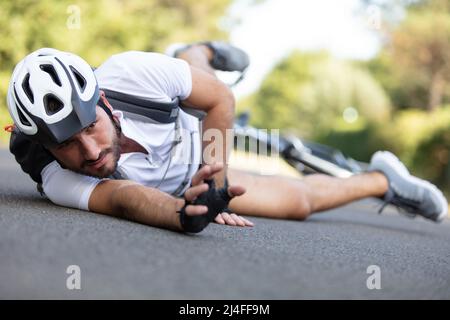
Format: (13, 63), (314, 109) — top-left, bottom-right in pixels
(99, 90), (114, 112)
(111, 114), (122, 134)
(112, 114), (120, 125)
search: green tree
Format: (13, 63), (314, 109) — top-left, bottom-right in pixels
(0, 0), (234, 143)
(0, 0), (232, 68)
(412, 126), (450, 195)
(244, 51), (391, 139)
(366, 1), (450, 111)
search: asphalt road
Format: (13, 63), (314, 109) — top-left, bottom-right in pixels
(1, 148), (449, 299)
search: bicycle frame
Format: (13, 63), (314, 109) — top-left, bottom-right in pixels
(233, 116), (359, 178)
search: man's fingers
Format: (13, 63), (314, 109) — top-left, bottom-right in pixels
(214, 213), (226, 225)
(230, 213), (246, 227)
(220, 211), (254, 227)
(184, 205), (208, 216)
(207, 162), (224, 176)
(190, 165), (211, 186)
(191, 163), (224, 186)
(220, 212), (237, 226)
(241, 216), (254, 227)
(184, 183), (209, 202)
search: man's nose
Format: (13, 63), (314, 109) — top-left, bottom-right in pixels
(79, 135), (101, 161)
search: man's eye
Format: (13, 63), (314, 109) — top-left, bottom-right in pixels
(57, 141), (72, 149)
(88, 121), (97, 129)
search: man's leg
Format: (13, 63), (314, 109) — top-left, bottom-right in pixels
(172, 44), (447, 222)
(175, 45), (216, 75)
(228, 169), (388, 220)
(171, 42), (249, 75)
(176, 45), (389, 220)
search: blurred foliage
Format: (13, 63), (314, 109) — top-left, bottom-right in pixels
(236, 0), (450, 192)
(0, 0), (232, 68)
(410, 0), (450, 12)
(319, 106), (450, 159)
(315, 123), (381, 164)
(413, 125), (450, 193)
(318, 107), (450, 194)
(366, 0), (450, 111)
(0, 71), (12, 145)
(0, 0), (234, 144)
(241, 51), (391, 139)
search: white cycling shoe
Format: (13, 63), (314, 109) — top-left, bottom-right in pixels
(369, 151), (448, 222)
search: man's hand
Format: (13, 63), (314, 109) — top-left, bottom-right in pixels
(214, 211), (254, 227)
(185, 163), (253, 228)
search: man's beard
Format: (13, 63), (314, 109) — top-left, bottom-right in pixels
(76, 120), (122, 179)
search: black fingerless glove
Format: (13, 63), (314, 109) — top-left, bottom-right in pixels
(178, 179), (231, 233)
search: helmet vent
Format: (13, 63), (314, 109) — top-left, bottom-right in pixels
(17, 107), (32, 127)
(22, 73), (34, 103)
(70, 66), (87, 92)
(43, 94), (64, 116)
(40, 64), (62, 86)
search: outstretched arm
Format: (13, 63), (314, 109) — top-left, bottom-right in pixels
(89, 179), (185, 231)
(88, 163), (245, 232)
(181, 66), (235, 188)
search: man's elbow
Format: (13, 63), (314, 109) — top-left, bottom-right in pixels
(220, 84), (236, 113)
(206, 78), (235, 113)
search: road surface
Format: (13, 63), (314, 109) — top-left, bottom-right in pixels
(0, 148), (449, 299)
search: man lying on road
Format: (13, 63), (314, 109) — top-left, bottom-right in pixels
(5, 43), (448, 233)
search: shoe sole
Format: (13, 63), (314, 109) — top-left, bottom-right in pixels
(371, 151), (448, 222)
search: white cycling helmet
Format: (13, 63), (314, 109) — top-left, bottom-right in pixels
(7, 48), (100, 147)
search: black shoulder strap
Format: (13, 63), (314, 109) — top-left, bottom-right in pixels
(102, 88), (206, 122)
(101, 88), (180, 124)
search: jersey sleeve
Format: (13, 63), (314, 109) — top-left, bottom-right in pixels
(10, 129), (100, 211)
(95, 51), (193, 101)
(41, 161), (102, 211)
